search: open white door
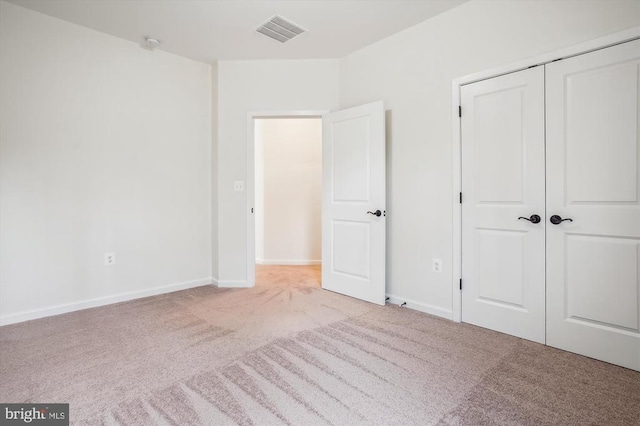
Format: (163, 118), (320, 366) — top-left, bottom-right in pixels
(322, 101), (386, 305)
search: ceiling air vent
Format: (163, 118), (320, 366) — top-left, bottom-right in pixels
(256, 15), (305, 43)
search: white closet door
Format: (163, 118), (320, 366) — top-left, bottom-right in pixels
(461, 66), (546, 343)
(546, 39), (640, 371)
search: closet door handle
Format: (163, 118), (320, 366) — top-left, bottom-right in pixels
(367, 210), (382, 217)
(518, 214), (541, 224)
(550, 215), (573, 225)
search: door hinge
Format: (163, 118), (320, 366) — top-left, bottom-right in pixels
(458, 105), (462, 118)
(459, 279), (462, 290)
(459, 192), (462, 204)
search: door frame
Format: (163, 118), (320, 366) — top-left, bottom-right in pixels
(450, 26), (640, 323)
(246, 110), (328, 287)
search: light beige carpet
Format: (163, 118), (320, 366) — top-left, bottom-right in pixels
(1, 265), (639, 425)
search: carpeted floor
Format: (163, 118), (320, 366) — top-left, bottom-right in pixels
(1, 265), (639, 425)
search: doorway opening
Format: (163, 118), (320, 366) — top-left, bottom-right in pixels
(246, 102), (386, 304)
(248, 114), (324, 289)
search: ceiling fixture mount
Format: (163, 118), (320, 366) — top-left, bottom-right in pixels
(256, 15), (306, 43)
(144, 37), (161, 49)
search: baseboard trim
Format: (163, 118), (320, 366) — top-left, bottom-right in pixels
(0, 277), (213, 326)
(385, 294), (453, 321)
(256, 259), (321, 266)
(213, 278), (252, 288)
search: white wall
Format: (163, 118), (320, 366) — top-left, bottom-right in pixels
(339, 0), (640, 318)
(255, 118), (322, 265)
(216, 59), (339, 285)
(0, 2), (213, 324)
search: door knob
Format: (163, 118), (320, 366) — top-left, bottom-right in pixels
(367, 210), (382, 217)
(518, 214), (541, 224)
(550, 215), (573, 225)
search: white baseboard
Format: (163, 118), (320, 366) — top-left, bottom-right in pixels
(0, 277), (213, 326)
(212, 277), (252, 288)
(255, 259), (321, 266)
(385, 293), (453, 321)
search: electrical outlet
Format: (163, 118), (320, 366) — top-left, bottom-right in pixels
(432, 258), (442, 273)
(234, 180), (245, 192)
(105, 253), (115, 266)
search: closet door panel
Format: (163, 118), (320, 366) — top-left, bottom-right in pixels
(461, 66), (546, 343)
(546, 39), (640, 371)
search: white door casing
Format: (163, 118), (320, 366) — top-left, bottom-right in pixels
(461, 67), (546, 343)
(322, 101), (386, 305)
(546, 39), (640, 371)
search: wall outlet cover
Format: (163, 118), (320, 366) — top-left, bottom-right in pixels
(105, 253), (115, 266)
(432, 258), (442, 273)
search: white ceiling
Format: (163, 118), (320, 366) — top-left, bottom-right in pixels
(7, 0), (467, 63)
